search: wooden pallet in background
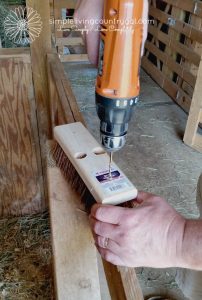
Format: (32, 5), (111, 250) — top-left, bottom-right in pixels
(51, 0), (88, 62)
(142, 0), (202, 113)
(142, 0), (202, 153)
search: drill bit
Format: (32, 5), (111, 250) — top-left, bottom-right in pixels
(109, 152), (113, 179)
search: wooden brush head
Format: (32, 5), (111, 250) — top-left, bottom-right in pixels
(54, 122), (138, 206)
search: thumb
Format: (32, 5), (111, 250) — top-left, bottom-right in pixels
(121, 191), (155, 208)
(135, 191), (156, 205)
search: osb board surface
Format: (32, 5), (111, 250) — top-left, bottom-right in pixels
(0, 56), (43, 216)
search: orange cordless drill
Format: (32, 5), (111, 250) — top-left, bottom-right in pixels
(96, 0), (143, 153)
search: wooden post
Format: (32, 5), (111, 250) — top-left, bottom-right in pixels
(47, 163), (102, 300)
(184, 58), (202, 153)
(26, 0), (52, 208)
(26, 0), (52, 138)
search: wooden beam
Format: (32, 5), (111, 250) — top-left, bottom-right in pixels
(50, 61), (75, 124)
(184, 58), (202, 152)
(47, 53), (144, 299)
(26, 0), (52, 138)
(47, 55), (60, 135)
(199, 110), (202, 124)
(193, 133), (202, 152)
(56, 37), (84, 47)
(0, 48), (30, 59)
(47, 162), (101, 300)
(47, 53), (85, 126)
(53, 0), (77, 9)
(119, 267), (143, 299)
(26, 0), (52, 209)
(102, 261), (127, 300)
(60, 54), (89, 62)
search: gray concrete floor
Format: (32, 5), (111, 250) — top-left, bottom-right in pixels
(63, 62), (202, 300)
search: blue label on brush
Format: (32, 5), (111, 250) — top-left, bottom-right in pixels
(96, 170), (121, 183)
(94, 168), (132, 194)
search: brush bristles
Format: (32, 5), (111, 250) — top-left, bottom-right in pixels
(53, 143), (96, 213)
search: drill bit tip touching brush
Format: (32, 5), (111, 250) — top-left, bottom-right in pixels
(53, 122), (138, 209)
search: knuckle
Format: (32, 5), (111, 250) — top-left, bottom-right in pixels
(154, 196), (162, 201)
(118, 231), (129, 244)
(97, 236), (103, 247)
(104, 252), (111, 262)
(93, 222), (101, 234)
(94, 206), (103, 220)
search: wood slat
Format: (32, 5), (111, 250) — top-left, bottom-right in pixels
(142, 57), (191, 112)
(145, 40), (196, 87)
(50, 60), (75, 124)
(48, 53), (85, 125)
(53, 0), (77, 9)
(54, 23), (75, 30)
(199, 110), (202, 124)
(161, 4), (184, 81)
(148, 24), (201, 66)
(162, 0), (202, 17)
(60, 54), (89, 62)
(102, 261), (127, 300)
(184, 59), (202, 152)
(192, 133), (202, 152)
(182, 81), (194, 97)
(56, 37), (84, 46)
(47, 62), (59, 134)
(119, 267), (143, 300)
(47, 164), (101, 300)
(0, 48), (30, 59)
(150, 6), (202, 44)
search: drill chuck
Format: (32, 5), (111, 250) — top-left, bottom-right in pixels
(96, 94), (138, 152)
(95, 0), (143, 153)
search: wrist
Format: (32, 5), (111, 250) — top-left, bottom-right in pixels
(167, 215), (186, 268)
(179, 219), (202, 270)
